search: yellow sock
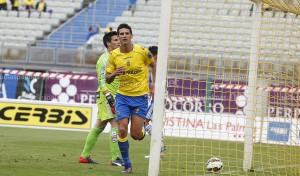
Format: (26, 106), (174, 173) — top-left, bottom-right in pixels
(117, 136), (128, 142)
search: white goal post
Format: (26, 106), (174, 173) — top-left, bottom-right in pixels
(148, 0), (173, 175)
(243, 1), (262, 172)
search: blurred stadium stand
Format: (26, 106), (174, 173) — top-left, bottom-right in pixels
(1, 0), (299, 74)
(0, 0), (128, 71)
(38, 0), (127, 50)
(0, 0), (83, 46)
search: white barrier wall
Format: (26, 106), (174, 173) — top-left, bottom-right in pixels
(164, 111), (300, 146)
(164, 111), (261, 142)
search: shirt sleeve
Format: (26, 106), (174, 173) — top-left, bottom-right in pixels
(106, 53), (116, 73)
(145, 48), (154, 65)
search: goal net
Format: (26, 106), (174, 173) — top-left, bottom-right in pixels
(149, 0), (300, 175)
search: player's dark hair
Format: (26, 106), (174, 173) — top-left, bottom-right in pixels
(103, 31), (118, 49)
(148, 46), (158, 56)
(117, 23), (133, 35)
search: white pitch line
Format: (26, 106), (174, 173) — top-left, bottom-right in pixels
(197, 164), (300, 176)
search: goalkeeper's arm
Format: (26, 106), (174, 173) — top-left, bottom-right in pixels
(98, 60), (115, 113)
(101, 66), (115, 112)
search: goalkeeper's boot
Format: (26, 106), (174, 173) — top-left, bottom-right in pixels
(111, 157), (124, 166)
(79, 156), (98, 164)
(121, 167), (132, 174)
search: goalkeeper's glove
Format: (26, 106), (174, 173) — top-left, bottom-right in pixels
(105, 93), (115, 114)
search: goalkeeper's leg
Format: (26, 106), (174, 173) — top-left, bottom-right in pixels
(79, 120), (107, 164)
(79, 99), (111, 164)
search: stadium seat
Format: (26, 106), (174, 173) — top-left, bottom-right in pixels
(4, 42), (28, 47)
(0, 0), (83, 46)
(38, 0), (127, 49)
(7, 11), (18, 17)
(1, 0), (292, 71)
(136, 0), (160, 6)
(0, 10), (7, 17)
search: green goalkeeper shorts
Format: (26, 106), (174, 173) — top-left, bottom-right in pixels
(97, 98), (116, 121)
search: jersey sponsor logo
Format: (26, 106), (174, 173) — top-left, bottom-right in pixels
(123, 56), (132, 60)
(126, 68), (142, 75)
(0, 102), (92, 129)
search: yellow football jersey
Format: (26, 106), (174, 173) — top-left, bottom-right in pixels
(106, 44), (154, 96)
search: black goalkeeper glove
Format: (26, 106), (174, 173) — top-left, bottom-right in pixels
(105, 93), (115, 106)
(105, 93), (115, 114)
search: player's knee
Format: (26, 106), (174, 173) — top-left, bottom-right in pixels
(130, 132), (141, 140)
(118, 127), (127, 137)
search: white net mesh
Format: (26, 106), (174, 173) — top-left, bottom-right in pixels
(157, 0), (300, 175)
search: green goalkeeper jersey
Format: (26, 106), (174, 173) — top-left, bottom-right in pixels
(96, 51), (119, 102)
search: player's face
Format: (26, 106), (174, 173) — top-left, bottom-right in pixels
(108, 35), (120, 50)
(149, 52), (157, 62)
(118, 28), (132, 45)
(153, 55), (157, 62)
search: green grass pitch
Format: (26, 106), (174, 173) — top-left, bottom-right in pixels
(0, 127), (150, 176)
(0, 127), (299, 176)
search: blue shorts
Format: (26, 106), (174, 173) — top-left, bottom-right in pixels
(115, 93), (148, 121)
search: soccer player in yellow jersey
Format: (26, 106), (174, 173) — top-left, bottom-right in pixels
(106, 23), (156, 173)
(79, 31), (124, 166)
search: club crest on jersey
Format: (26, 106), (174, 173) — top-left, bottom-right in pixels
(148, 53), (152, 59)
(127, 60), (130, 66)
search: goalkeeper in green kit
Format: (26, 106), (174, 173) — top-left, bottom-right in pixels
(79, 31), (124, 166)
